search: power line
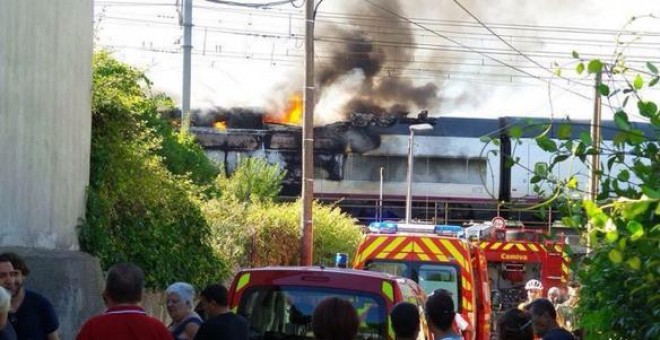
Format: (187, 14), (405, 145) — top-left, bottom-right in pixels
(361, 0), (595, 101)
(95, 1), (660, 40)
(451, 0), (592, 89)
(97, 4), (660, 54)
(97, 15), (660, 63)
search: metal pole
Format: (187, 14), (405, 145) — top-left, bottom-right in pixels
(589, 71), (602, 202)
(182, 0), (192, 131)
(587, 71), (602, 253)
(379, 167), (384, 222)
(300, 0), (315, 266)
(405, 130), (415, 224)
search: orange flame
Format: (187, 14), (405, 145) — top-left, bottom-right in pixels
(213, 121), (227, 130)
(265, 93), (303, 125)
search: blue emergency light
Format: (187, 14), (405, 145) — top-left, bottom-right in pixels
(367, 221), (398, 234)
(433, 225), (465, 237)
(335, 253), (349, 268)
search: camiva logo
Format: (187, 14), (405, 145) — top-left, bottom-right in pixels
(500, 253), (528, 261)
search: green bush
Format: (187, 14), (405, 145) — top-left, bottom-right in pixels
(205, 157), (363, 270)
(216, 157), (285, 202)
(79, 51), (227, 288)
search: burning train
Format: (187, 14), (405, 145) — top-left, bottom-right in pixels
(183, 0), (652, 225)
(190, 108), (650, 226)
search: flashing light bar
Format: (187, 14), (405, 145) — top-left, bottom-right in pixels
(368, 221), (465, 237)
(368, 221), (399, 234)
(434, 225), (465, 237)
(465, 223), (495, 240)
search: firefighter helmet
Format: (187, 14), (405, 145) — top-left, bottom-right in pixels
(525, 279), (543, 291)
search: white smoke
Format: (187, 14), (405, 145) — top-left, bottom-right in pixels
(314, 68), (366, 125)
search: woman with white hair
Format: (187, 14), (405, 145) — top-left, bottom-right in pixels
(0, 287), (17, 340)
(165, 282), (202, 340)
(547, 287), (562, 306)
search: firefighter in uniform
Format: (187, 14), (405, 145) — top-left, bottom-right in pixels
(519, 279), (543, 310)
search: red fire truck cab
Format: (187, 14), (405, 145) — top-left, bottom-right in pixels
(228, 266), (430, 340)
(468, 218), (570, 322)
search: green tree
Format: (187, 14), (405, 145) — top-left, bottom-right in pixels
(566, 51), (659, 339)
(483, 35), (659, 337)
(79, 51), (227, 288)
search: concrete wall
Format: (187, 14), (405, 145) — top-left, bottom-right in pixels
(0, 2), (103, 338)
(0, 0), (93, 250)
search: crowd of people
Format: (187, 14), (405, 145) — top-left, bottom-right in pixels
(0, 254), (582, 340)
(497, 279), (582, 340)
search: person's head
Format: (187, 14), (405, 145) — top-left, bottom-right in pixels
(103, 262), (145, 305)
(527, 298), (558, 336)
(425, 289), (455, 334)
(390, 302), (420, 340)
(312, 297), (359, 340)
(0, 254), (17, 295)
(0, 252), (29, 294)
(496, 308), (534, 340)
(525, 279), (543, 301)
(0, 286), (10, 329)
(547, 287), (560, 304)
(566, 281), (581, 304)
(199, 284), (228, 317)
(165, 282), (196, 322)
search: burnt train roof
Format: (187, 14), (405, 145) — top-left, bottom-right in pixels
(191, 115), (656, 142)
(368, 116), (656, 140)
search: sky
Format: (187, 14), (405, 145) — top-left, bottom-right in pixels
(94, 0), (660, 124)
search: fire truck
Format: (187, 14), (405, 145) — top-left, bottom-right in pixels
(353, 221), (491, 340)
(467, 217), (570, 331)
(228, 266), (431, 340)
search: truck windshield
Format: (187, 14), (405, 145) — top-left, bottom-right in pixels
(365, 260), (461, 312)
(418, 264), (460, 311)
(237, 286), (386, 340)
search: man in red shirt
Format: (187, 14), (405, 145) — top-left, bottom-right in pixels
(76, 263), (171, 340)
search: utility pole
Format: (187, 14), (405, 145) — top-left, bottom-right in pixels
(300, 0), (315, 266)
(587, 71), (602, 253)
(405, 130), (415, 225)
(379, 167), (384, 222)
(182, 0), (193, 131)
(589, 71), (602, 202)
(405, 123), (433, 225)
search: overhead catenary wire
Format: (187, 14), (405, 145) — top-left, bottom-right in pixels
(94, 0), (660, 115)
(97, 15), (660, 64)
(95, 16), (660, 94)
(361, 0), (595, 102)
(95, 1), (660, 41)
(450, 0), (592, 89)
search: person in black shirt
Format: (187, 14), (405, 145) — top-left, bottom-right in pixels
(1, 252), (60, 340)
(527, 298), (575, 340)
(194, 284), (248, 340)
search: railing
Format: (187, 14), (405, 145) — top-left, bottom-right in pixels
(299, 196), (560, 230)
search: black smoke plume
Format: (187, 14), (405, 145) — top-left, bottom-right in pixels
(314, 0), (439, 121)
